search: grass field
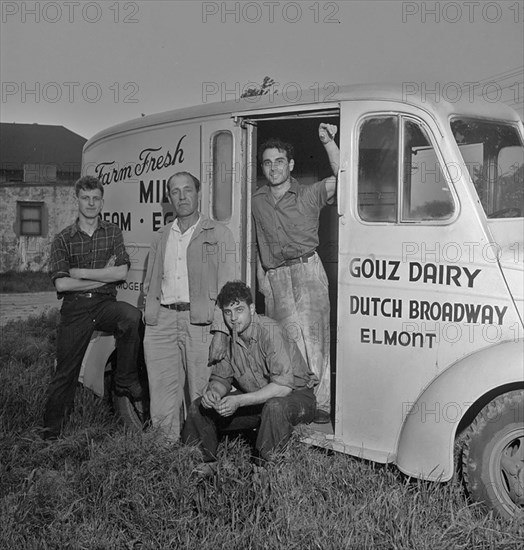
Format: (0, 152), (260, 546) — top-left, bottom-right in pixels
(0, 270), (55, 293)
(1, 312), (522, 549)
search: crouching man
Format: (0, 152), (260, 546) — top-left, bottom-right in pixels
(182, 281), (317, 468)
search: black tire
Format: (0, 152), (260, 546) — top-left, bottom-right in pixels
(462, 390), (524, 520)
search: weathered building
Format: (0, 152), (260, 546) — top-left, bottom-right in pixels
(0, 123), (86, 272)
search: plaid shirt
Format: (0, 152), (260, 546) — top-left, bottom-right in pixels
(49, 219), (130, 297)
(210, 314), (318, 394)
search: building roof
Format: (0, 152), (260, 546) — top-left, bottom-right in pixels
(0, 123), (86, 169)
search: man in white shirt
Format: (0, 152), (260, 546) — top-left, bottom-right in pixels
(143, 172), (237, 441)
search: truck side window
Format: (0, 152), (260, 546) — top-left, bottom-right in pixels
(211, 130), (233, 221)
(402, 120), (454, 221)
(358, 116), (398, 222)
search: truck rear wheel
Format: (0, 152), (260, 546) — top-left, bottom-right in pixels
(462, 390), (524, 520)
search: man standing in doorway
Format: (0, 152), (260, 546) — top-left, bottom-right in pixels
(143, 171), (238, 442)
(252, 124), (339, 422)
(44, 175), (143, 439)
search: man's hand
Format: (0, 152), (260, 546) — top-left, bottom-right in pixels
(201, 388), (221, 409)
(319, 123), (338, 144)
(208, 332), (229, 365)
(215, 395), (241, 417)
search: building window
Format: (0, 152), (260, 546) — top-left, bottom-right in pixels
(211, 131), (233, 221)
(18, 202), (45, 236)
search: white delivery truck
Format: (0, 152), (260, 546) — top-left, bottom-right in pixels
(80, 84), (523, 519)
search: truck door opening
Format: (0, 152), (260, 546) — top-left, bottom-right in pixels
(245, 110), (340, 419)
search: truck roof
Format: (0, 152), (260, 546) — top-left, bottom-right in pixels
(85, 83), (521, 150)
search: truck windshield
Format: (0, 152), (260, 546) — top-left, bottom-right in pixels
(451, 118), (524, 219)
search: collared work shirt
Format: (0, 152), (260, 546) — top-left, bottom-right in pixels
(252, 177), (328, 269)
(161, 217), (199, 304)
(210, 314), (318, 394)
(49, 219), (130, 297)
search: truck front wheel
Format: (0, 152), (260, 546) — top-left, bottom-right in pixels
(462, 390), (524, 520)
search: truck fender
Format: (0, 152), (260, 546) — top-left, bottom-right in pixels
(396, 339), (524, 482)
(78, 331), (116, 397)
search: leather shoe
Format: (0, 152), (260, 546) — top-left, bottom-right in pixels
(39, 427), (59, 441)
(114, 381), (144, 402)
(192, 461), (218, 478)
(313, 409), (331, 424)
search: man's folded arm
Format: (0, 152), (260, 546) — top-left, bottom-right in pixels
(54, 276), (106, 293)
(53, 262), (128, 292)
(236, 382), (292, 408)
(69, 264), (128, 283)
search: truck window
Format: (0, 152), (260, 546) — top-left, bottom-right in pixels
(402, 119), (454, 221)
(358, 115), (455, 223)
(211, 130), (233, 221)
(451, 118), (524, 218)
(358, 116), (398, 222)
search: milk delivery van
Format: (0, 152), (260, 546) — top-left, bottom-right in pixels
(79, 84), (523, 519)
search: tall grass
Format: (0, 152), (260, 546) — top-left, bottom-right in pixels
(0, 270), (55, 293)
(1, 312), (522, 549)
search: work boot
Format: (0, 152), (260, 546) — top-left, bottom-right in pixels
(313, 408), (331, 424)
(114, 380), (144, 402)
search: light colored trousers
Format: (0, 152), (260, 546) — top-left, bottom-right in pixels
(144, 307), (212, 441)
(262, 253), (331, 412)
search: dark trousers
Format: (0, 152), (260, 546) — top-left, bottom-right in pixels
(181, 388), (316, 462)
(43, 294), (141, 435)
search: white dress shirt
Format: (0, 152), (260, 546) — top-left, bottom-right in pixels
(161, 216), (199, 304)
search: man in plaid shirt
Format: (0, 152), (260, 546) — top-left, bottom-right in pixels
(43, 176), (142, 440)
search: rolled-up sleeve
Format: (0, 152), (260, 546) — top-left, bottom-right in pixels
(305, 179), (329, 209)
(209, 357), (235, 393)
(113, 227), (131, 268)
(263, 325), (295, 388)
(48, 234), (70, 283)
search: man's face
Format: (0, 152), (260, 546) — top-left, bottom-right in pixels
(168, 175), (200, 218)
(222, 300), (255, 336)
(261, 148), (294, 187)
(77, 189), (103, 220)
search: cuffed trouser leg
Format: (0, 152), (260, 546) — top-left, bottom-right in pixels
(144, 308), (184, 441)
(95, 300), (141, 388)
(183, 320), (212, 402)
(182, 397), (262, 462)
(256, 388), (316, 461)
(44, 298), (97, 435)
(182, 398), (223, 462)
(182, 389), (316, 463)
(264, 254), (331, 412)
(44, 295), (142, 435)
(144, 308), (211, 441)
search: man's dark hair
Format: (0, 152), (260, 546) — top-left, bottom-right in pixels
(167, 171), (201, 193)
(75, 175), (104, 197)
(217, 281), (253, 309)
(258, 138), (294, 164)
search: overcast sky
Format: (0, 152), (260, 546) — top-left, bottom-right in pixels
(1, 0), (523, 139)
